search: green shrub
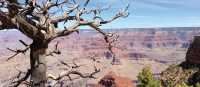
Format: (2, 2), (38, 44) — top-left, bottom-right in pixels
(137, 66), (161, 87)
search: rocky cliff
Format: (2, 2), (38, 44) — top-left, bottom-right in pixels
(186, 36), (200, 64)
(1, 27), (200, 63)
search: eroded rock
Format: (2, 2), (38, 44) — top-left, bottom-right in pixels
(95, 71), (134, 87)
(186, 36), (200, 64)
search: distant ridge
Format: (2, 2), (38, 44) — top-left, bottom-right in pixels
(1, 27), (200, 34)
(79, 27), (200, 32)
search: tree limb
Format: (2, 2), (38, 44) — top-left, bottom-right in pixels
(11, 69), (32, 87)
(52, 22), (80, 39)
(46, 41), (61, 56)
(6, 40), (30, 61)
(15, 15), (40, 39)
(0, 11), (17, 29)
(48, 63), (100, 86)
(41, 0), (68, 14)
(6, 47), (29, 61)
(7, 0), (19, 18)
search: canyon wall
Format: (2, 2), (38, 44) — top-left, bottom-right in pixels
(1, 27), (200, 64)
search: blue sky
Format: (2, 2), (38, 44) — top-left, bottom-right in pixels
(90, 0), (200, 28)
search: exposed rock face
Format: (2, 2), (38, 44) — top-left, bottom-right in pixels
(186, 36), (200, 64)
(95, 71), (134, 87)
(1, 27), (200, 63)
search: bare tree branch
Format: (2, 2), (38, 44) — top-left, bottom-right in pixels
(6, 40), (30, 61)
(71, 59), (84, 69)
(100, 4), (130, 24)
(106, 33), (119, 63)
(7, 0), (19, 18)
(60, 60), (71, 68)
(50, 15), (76, 24)
(83, 0), (90, 7)
(1, 0), (129, 86)
(48, 60), (100, 86)
(46, 41), (61, 56)
(59, 59), (85, 70)
(19, 40), (29, 47)
(6, 47), (29, 61)
(0, 11), (17, 29)
(6, 66), (32, 87)
(11, 69), (31, 87)
(15, 15), (40, 39)
(41, 0), (68, 14)
(52, 22), (80, 39)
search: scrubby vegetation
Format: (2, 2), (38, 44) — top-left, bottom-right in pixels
(160, 63), (199, 87)
(137, 62), (200, 87)
(137, 66), (161, 87)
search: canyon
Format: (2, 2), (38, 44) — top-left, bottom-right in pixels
(0, 27), (200, 86)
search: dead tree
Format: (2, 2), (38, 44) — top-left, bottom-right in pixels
(0, 0), (129, 86)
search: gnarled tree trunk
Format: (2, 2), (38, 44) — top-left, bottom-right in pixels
(30, 40), (48, 87)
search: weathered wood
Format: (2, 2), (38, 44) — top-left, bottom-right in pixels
(30, 40), (48, 87)
(0, 11), (16, 29)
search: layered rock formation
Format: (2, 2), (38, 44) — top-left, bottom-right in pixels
(1, 27), (200, 86)
(94, 71), (134, 87)
(1, 27), (200, 63)
(186, 36), (200, 64)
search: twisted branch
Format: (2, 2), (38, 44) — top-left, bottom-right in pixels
(48, 59), (100, 86)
